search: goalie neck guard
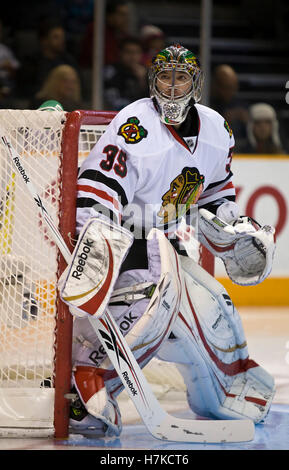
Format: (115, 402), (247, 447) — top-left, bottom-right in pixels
(149, 44), (204, 125)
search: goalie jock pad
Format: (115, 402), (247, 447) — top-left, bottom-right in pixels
(197, 208), (275, 286)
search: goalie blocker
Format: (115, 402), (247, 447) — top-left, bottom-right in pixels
(59, 217), (134, 318)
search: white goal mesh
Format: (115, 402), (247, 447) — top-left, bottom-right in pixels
(0, 109), (69, 436)
(0, 111), (65, 389)
(0, 109), (211, 437)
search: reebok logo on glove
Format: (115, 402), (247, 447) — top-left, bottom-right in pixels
(72, 238), (94, 280)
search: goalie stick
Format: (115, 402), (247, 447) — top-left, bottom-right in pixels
(0, 128), (255, 443)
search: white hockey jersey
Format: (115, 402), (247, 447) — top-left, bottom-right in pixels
(77, 98), (235, 237)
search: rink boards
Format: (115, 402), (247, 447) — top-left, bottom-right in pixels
(216, 155), (289, 306)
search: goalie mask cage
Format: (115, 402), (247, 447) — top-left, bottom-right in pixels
(0, 109), (214, 439)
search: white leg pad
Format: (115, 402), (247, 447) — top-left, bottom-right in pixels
(72, 228), (183, 397)
(157, 256), (275, 423)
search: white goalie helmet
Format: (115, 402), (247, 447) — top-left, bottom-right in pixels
(149, 44), (204, 125)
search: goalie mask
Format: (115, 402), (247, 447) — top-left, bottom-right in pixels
(149, 44), (204, 125)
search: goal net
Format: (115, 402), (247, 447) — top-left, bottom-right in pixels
(0, 109), (214, 438)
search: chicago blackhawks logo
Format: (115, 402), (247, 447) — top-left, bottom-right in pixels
(118, 117), (148, 144)
(158, 167), (204, 224)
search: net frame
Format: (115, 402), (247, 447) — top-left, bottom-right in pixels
(0, 109), (214, 439)
(53, 110), (116, 438)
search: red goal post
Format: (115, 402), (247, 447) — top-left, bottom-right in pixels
(0, 109), (214, 439)
(55, 111), (117, 438)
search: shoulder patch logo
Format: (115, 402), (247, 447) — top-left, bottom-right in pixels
(224, 120), (233, 137)
(118, 117), (148, 144)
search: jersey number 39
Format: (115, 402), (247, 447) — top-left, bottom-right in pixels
(100, 145), (127, 178)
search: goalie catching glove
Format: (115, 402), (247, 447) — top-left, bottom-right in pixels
(198, 208), (275, 286)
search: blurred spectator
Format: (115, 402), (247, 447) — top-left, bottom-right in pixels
(29, 64), (83, 112)
(0, 18), (20, 105)
(104, 37), (149, 111)
(17, 18), (79, 100)
(241, 0), (289, 41)
(79, 0), (131, 67)
(54, 0), (94, 60)
(103, 0), (131, 65)
(210, 64), (249, 145)
(55, 0), (94, 34)
(239, 103), (286, 154)
(140, 25), (166, 67)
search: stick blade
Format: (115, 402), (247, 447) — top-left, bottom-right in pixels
(149, 413), (255, 443)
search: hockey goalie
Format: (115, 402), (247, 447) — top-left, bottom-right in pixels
(59, 44), (276, 437)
